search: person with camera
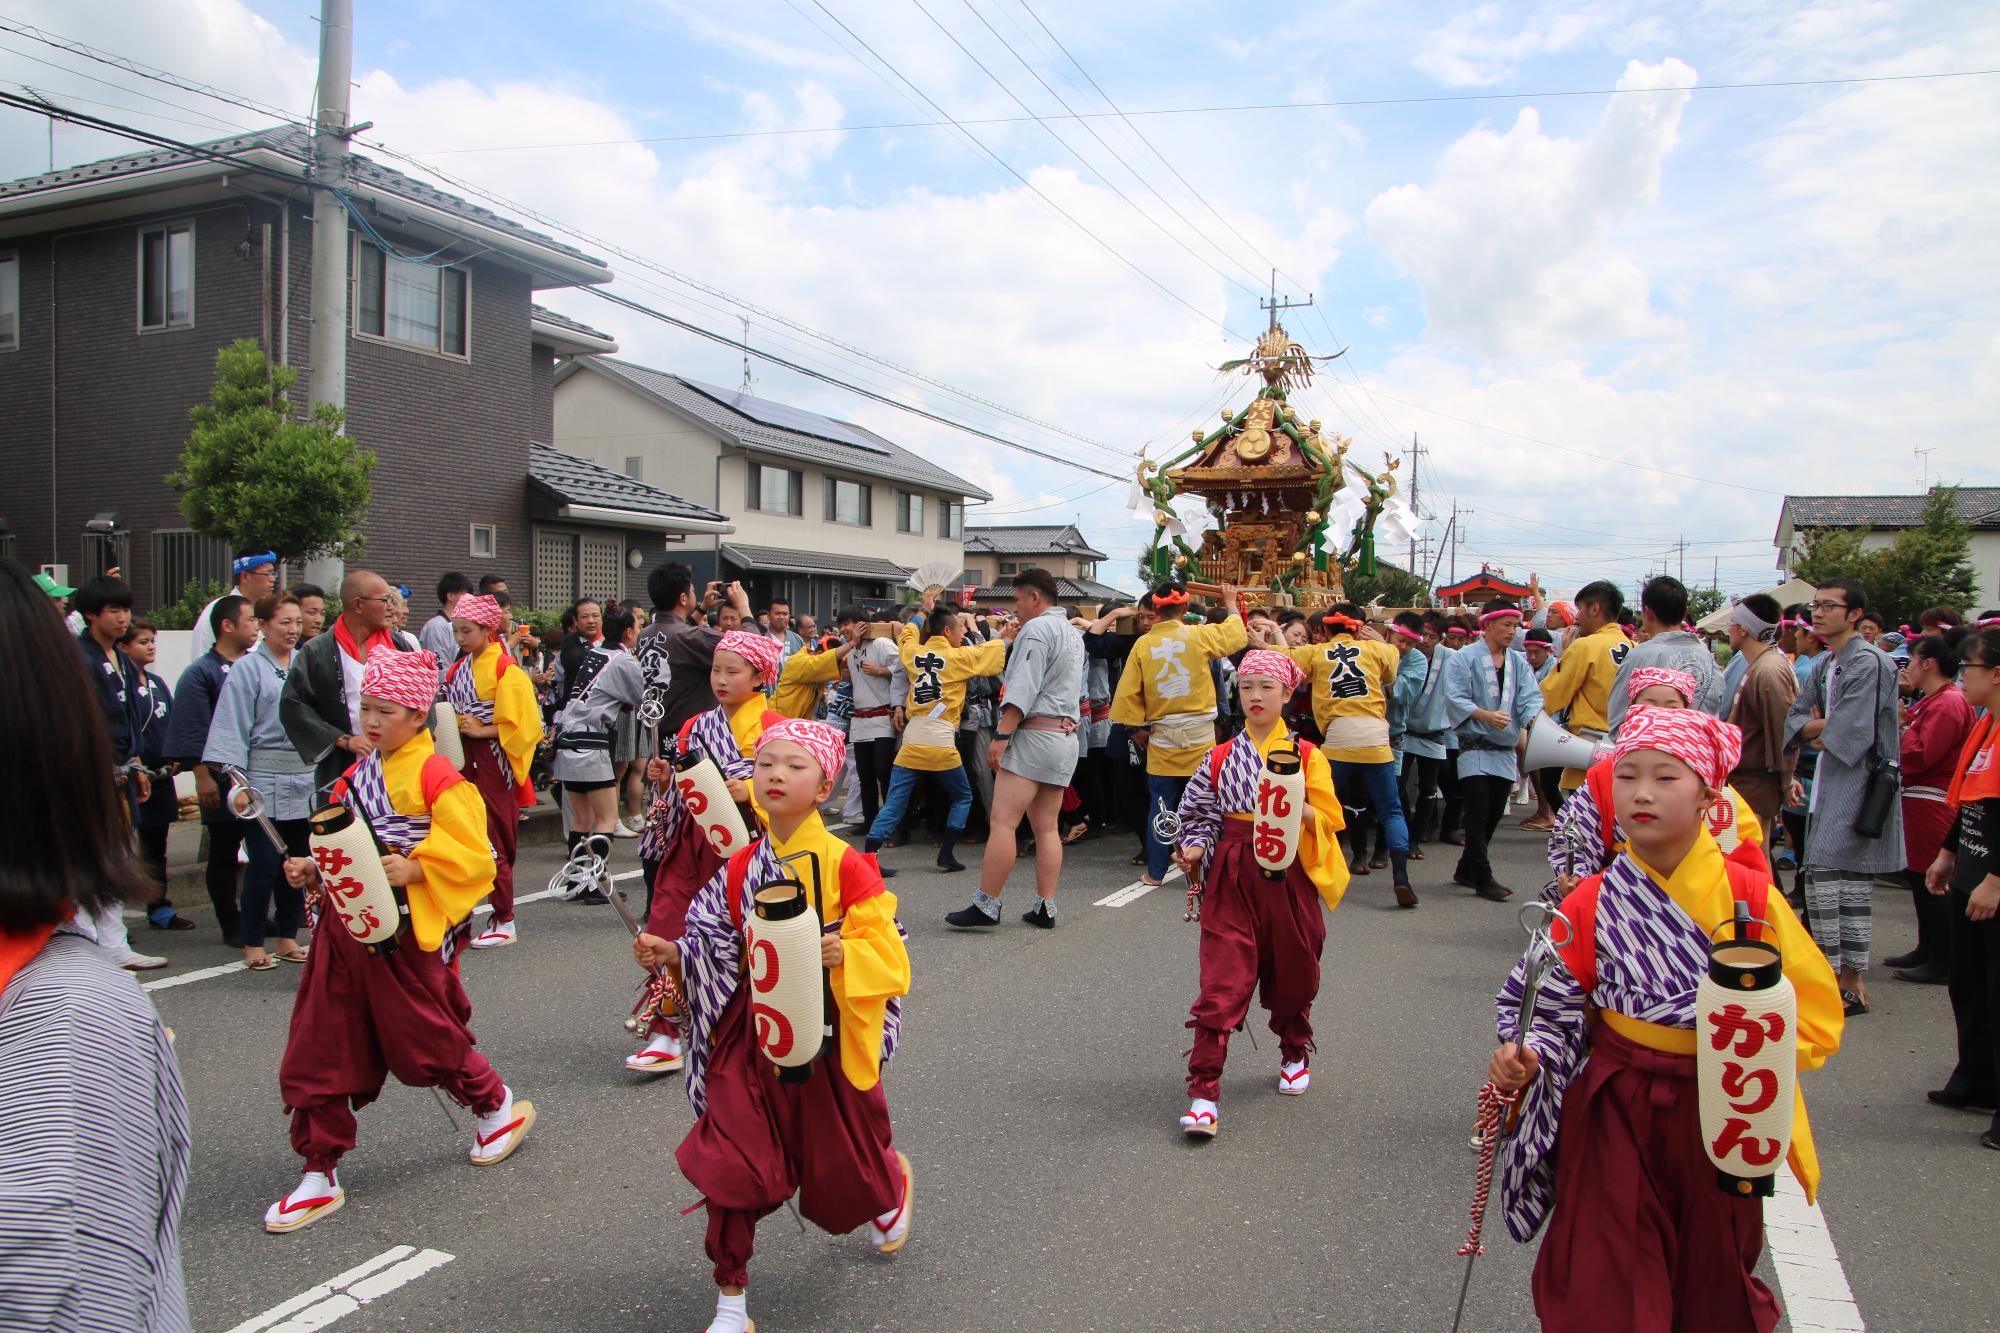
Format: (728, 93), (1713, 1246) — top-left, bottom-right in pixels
(1784, 577), (1905, 1017)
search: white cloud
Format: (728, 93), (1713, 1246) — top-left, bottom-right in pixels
(1364, 57), (1694, 360)
(1411, 2), (1625, 88)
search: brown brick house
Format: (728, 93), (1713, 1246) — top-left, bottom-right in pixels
(0, 125), (728, 617)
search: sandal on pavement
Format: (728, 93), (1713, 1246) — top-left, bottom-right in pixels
(244, 955), (278, 972)
(1841, 989), (1869, 1017)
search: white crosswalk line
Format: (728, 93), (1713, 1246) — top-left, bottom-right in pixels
(223, 1245), (452, 1333)
(1765, 1172), (1865, 1330)
(1094, 868), (1181, 907)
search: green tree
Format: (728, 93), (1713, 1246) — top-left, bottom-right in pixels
(167, 340), (375, 562)
(149, 578), (229, 631)
(1788, 488), (1977, 626)
(1346, 561), (1431, 608)
(1686, 585), (1726, 623)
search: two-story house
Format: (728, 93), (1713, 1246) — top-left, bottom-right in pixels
(957, 523), (1128, 609)
(0, 125), (730, 617)
(553, 355), (987, 619)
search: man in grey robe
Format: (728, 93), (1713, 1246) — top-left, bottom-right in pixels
(948, 567), (1085, 932)
(1784, 576), (1904, 1014)
(1607, 575), (1727, 729)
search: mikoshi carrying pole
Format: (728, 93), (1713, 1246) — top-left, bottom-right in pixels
(1695, 903), (1797, 1197)
(1451, 902), (1573, 1333)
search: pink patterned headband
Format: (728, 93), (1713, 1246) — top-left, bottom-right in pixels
(1479, 607), (1523, 625)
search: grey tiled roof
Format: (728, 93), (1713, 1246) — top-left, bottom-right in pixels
(956, 575), (1132, 606)
(0, 125), (607, 272)
(721, 543), (910, 581)
(528, 443), (726, 522)
(963, 523), (1108, 559)
(575, 357), (991, 501)
(530, 304), (614, 342)
(1783, 487), (2000, 530)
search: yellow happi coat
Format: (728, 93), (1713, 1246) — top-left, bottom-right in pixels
(893, 623), (1005, 772)
(1111, 615), (1248, 777)
(463, 641), (543, 786)
(1284, 633), (1401, 763)
(371, 733), (496, 951)
(772, 646), (842, 720)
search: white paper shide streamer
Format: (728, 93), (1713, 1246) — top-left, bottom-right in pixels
(745, 879), (825, 1070)
(1253, 747), (1307, 875)
(1695, 924), (1798, 1197)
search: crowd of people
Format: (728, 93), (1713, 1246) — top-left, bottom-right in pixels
(6, 544), (2000, 1332)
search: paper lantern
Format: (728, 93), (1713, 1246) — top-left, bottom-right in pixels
(1253, 747), (1306, 876)
(1695, 927), (1798, 1197)
(744, 878), (826, 1071)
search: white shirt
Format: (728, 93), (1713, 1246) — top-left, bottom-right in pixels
(340, 642), (366, 734)
(190, 584), (249, 659)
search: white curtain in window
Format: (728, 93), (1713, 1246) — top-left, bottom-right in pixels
(386, 258), (441, 349)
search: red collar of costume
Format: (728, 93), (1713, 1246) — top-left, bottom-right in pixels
(0, 920), (60, 997)
(1947, 713), (2000, 810)
(333, 615), (397, 663)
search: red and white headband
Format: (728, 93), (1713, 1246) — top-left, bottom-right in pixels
(1238, 649), (1305, 691)
(361, 648), (440, 711)
(756, 717), (846, 780)
(1613, 704), (1743, 789)
(717, 629), (782, 679)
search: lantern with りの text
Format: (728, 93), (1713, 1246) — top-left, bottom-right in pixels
(673, 744), (751, 856)
(1695, 915), (1798, 1198)
(744, 878), (826, 1077)
(1253, 747), (1306, 877)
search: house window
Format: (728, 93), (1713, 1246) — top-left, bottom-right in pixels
(470, 524), (497, 559)
(747, 461), (803, 516)
(0, 253), (17, 350)
(354, 239), (469, 357)
(825, 478), (872, 527)
(152, 529), (230, 607)
(138, 223), (194, 331)
(999, 561), (1018, 575)
(624, 456), (643, 480)
(535, 527), (626, 605)
(1080, 561), (1096, 580)
(897, 491), (925, 534)
(939, 499), (963, 540)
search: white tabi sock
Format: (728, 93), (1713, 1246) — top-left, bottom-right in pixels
(707, 1290), (750, 1333)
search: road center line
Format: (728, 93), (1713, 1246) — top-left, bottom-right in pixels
(223, 1244), (453, 1333)
(1764, 1172), (1865, 1330)
(143, 871), (641, 993)
(1095, 868), (1181, 907)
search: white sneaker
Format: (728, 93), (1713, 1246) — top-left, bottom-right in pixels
(1279, 1059), (1310, 1095)
(1180, 1098), (1219, 1137)
(115, 949), (169, 971)
(625, 1032), (684, 1075)
(469, 1087), (536, 1165)
(611, 818), (640, 839)
(470, 919), (517, 949)
(264, 1170), (343, 1233)
(869, 1150), (913, 1253)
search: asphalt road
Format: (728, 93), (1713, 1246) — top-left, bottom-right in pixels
(141, 818), (1996, 1332)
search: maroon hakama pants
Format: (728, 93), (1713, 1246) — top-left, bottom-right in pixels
(1533, 1024), (1781, 1333)
(1185, 819), (1327, 1099)
(677, 988), (903, 1289)
(279, 914), (506, 1173)
(643, 819), (734, 1037)
(463, 740), (519, 924)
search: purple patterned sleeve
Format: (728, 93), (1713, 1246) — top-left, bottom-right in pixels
(1494, 952), (1588, 1243)
(1541, 781), (1609, 905)
(673, 860), (747, 1118)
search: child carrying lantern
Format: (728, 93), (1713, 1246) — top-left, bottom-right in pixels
(1171, 649), (1350, 1137)
(1487, 705), (1843, 1331)
(633, 717), (912, 1333)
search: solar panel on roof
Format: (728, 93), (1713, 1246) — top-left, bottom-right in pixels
(681, 379), (889, 456)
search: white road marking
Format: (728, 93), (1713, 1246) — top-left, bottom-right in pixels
(1765, 1172), (1865, 1330)
(143, 870), (643, 992)
(1095, 868), (1181, 907)
(223, 1245), (454, 1333)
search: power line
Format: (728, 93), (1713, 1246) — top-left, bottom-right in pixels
(799, 0), (1250, 339)
(585, 288), (1129, 482)
(371, 68), (2000, 155)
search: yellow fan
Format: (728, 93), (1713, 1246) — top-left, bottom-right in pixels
(906, 560), (963, 598)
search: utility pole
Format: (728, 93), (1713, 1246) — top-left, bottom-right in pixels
(1404, 432), (1427, 573)
(1259, 267), (1314, 333)
(1677, 535), (1685, 584)
(1916, 445), (1937, 490)
(741, 315), (754, 392)
(308, 0), (356, 421)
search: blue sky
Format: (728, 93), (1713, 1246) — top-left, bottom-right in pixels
(4, 0), (1997, 597)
